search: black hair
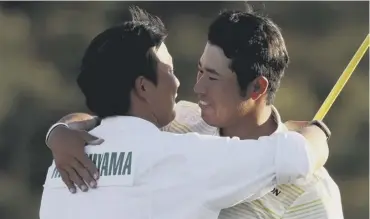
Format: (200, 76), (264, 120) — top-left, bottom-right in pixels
(208, 8), (289, 104)
(77, 6), (167, 118)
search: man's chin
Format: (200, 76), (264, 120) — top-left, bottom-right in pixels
(201, 113), (219, 127)
(158, 111), (176, 128)
(168, 110), (176, 123)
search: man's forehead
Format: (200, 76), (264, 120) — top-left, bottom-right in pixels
(199, 43), (231, 74)
(155, 43), (173, 67)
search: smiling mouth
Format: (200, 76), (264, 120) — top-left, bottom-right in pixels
(199, 100), (210, 106)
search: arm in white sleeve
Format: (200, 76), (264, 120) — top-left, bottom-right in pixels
(166, 131), (313, 210)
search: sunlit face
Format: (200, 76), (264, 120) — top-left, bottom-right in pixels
(150, 43), (180, 127)
(193, 42), (255, 128)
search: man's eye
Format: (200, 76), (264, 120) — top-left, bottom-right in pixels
(209, 77), (217, 81)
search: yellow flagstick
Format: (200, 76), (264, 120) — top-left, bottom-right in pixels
(313, 34), (370, 120)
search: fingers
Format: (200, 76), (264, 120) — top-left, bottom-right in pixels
(79, 153), (100, 182)
(65, 165), (88, 192)
(72, 156), (98, 188)
(79, 130), (104, 145)
(84, 117), (101, 132)
(88, 138), (104, 145)
(59, 169), (76, 194)
(49, 126), (99, 193)
(57, 157), (98, 193)
(68, 118), (99, 132)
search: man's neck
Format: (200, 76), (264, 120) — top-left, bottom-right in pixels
(220, 106), (278, 140)
(129, 100), (160, 128)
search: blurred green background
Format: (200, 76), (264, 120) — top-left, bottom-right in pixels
(0, 1), (368, 218)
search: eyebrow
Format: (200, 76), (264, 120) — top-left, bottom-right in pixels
(198, 61), (220, 76)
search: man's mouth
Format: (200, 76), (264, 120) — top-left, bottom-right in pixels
(199, 100), (210, 106)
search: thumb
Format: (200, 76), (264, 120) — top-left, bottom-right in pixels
(78, 130), (104, 146)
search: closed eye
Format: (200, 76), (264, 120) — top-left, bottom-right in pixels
(198, 70), (217, 81)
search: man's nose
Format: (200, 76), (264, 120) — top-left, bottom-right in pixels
(175, 75), (180, 89)
(193, 77), (206, 95)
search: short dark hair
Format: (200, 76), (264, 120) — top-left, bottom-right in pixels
(208, 8), (289, 104)
(77, 6), (167, 118)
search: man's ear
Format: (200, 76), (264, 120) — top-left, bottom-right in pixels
(134, 76), (155, 101)
(250, 76), (269, 100)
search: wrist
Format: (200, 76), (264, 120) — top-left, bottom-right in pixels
(45, 123), (69, 148)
